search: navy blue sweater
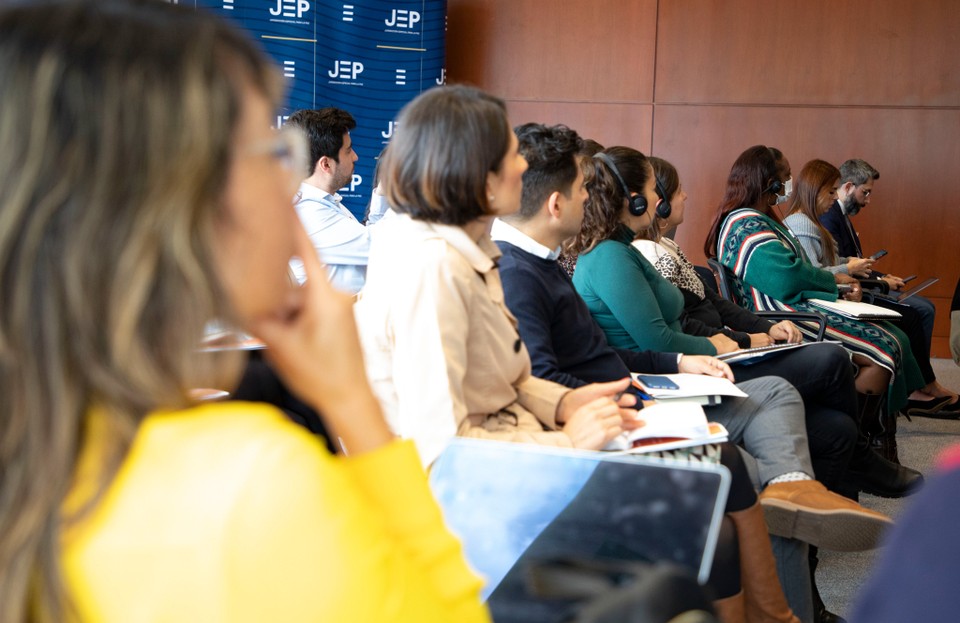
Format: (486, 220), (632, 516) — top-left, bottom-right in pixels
(496, 240), (679, 389)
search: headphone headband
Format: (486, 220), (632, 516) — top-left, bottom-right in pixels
(653, 175), (672, 219)
(593, 152), (648, 217)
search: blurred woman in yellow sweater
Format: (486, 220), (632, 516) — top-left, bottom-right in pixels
(0, 1), (488, 621)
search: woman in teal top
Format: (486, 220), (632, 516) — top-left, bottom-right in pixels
(569, 147), (738, 357)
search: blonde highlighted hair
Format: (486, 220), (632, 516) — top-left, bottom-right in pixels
(0, 1), (281, 619)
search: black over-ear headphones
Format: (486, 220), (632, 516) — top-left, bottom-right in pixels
(653, 176), (672, 219)
(594, 152), (647, 217)
(763, 179), (784, 196)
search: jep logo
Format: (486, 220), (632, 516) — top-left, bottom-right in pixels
(270, 0), (310, 19)
(339, 174), (363, 194)
(382, 121), (397, 139)
(436, 68), (446, 85)
(328, 60), (364, 80)
(385, 9), (420, 29)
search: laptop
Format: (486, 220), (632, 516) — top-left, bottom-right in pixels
(429, 439), (730, 619)
(887, 277), (939, 303)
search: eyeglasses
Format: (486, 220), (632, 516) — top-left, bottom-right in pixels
(856, 186), (872, 198)
(245, 125), (310, 194)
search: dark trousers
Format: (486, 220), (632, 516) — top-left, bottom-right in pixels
(871, 296), (936, 384)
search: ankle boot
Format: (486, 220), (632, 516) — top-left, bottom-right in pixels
(713, 591), (746, 623)
(728, 502), (801, 623)
(858, 392), (899, 464)
(846, 440), (923, 498)
(873, 404), (900, 464)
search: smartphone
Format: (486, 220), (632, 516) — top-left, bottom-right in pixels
(869, 249), (888, 260)
(635, 375), (680, 390)
(902, 275), (917, 283)
(837, 284), (854, 293)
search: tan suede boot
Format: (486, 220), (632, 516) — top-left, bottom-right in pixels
(713, 590), (746, 623)
(728, 502), (801, 623)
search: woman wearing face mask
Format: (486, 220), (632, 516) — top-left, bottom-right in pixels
(705, 146), (925, 465)
(0, 2), (490, 621)
(783, 159), (959, 418)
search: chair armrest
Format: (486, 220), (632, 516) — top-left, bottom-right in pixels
(753, 311), (827, 341)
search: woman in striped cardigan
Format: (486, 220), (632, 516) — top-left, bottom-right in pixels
(704, 146), (924, 462)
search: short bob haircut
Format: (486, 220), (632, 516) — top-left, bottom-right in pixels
(380, 85), (511, 226)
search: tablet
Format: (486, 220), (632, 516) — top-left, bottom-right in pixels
(429, 438), (730, 610)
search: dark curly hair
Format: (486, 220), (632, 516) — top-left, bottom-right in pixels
(565, 146), (651, 255)
(513, 123), (583, 220)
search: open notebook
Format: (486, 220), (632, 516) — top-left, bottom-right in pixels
(429, 439), (730, 620)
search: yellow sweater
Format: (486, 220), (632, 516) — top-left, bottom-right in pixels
(62, 402), (489, 622)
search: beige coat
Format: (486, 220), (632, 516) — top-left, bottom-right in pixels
(356, 214), (572, 466)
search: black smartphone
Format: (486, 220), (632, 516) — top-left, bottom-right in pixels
(635, 375), (680, 390)
(902, 275), (917, 283)
(869, 249), (888, 260)
(837, 284), (854, 293)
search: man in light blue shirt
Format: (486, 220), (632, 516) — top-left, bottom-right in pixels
(286, 108), (370, 294)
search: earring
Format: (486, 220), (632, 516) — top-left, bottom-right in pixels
(488, 194), (495, 203)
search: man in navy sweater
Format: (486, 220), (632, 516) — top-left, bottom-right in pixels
(491, 126), (727, 387)
(493, 124), (906, 623)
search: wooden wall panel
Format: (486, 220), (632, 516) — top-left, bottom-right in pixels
(654, 104), (959, 356)
(505, 101), (653, 154)
(656, 0), (960, 106)
(445, 0), (960, 357)
(447, 0), (657, 102)
(652, 104), (960, 296)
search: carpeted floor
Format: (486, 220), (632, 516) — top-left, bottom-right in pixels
(817, 358), (960, 618)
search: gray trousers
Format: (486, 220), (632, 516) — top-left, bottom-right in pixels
(704, 375), (812, 486)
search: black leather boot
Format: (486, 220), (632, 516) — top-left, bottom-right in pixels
(848, 392), (923, 497)
(858, 392), (898, 463)
(846, 441), (923, 498)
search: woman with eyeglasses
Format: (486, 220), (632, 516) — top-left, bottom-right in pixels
(0, 2), (489, 621)
(704, 146), (925, 465)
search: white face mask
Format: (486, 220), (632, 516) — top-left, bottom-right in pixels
(776, 177), (793, 205)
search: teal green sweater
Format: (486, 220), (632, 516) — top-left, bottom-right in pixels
(573, 225), (717, 355)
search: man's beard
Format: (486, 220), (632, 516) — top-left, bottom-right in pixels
(331, 167), (352, 193)
(845, 194), (865, 216)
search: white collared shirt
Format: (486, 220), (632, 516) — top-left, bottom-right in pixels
(489, 218), (562, 260)
(290, 182), (371, 294)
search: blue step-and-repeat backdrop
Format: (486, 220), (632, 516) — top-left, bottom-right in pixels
(174, 0), (448, 220)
